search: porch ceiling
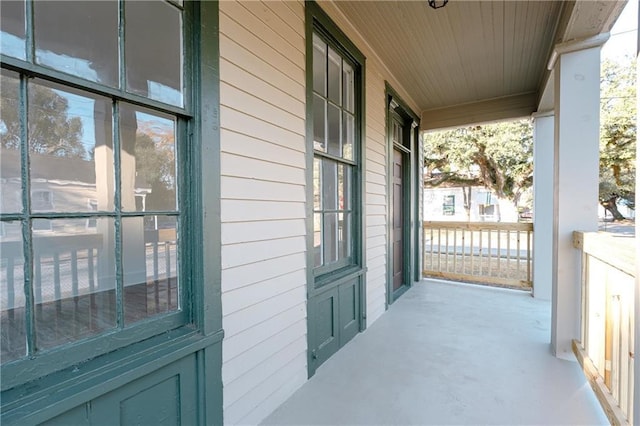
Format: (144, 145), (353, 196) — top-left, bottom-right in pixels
(333, 0), (627, 130)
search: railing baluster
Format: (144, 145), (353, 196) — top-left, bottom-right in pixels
(516, 231), (521, 281)
(430, 227), (434, 272)
(35, 254), (42, 316)
(479, 229), (484, 276)
(153, 242), (160, 313)
(497, 230), (501, 277)
(88, 248), (95, 330)
(7, 256), (15, 321)
(469, 229), (475, 275)
(444, 228), (449, 272)
(53, 253), (61, 315)
(506, 230), (511, 279)
(488, 230), (492, 278)
(165, 241), (171, 310)
(437, 228), (441, 272)
(453, 229), (457, 274)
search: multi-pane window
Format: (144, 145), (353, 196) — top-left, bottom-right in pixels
(443, 195), (455, 216)
(312, 32), (358, 275)
(1, 1), (187, 365)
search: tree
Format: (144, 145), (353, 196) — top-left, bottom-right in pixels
(0, 76), (86, 159)
(599, 57), (636, 220)
(423, 119), (533, 219)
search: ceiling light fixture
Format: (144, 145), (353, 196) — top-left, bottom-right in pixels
(428, 0), (448, 9)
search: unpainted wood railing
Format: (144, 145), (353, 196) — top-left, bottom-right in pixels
(423, 221), (533, 289)
(573, 231), (635, 425)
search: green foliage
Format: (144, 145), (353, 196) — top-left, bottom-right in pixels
(423, 119), (534, 208)
(0, 77), (86, 158)
(599, 57), (636, 219)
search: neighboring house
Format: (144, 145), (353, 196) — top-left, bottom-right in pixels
(0, 1), (634, 425)
(423, 185), (521, 222)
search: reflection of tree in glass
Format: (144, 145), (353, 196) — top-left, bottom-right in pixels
(0, 78), (85, 158)
(135, 121), (176, 211)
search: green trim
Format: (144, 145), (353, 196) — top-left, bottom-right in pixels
(385, 83), (420, 307)
(305, 0), (367, 378)
(1, 329), (224, 425)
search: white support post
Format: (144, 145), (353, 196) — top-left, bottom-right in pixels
(550, 41), (604, 360)
(532, 113), (554, 301)
(633, 27), (639, 426)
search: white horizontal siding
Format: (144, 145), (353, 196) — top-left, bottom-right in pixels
(218, 1), (424, 424)
(220, 1), (307, 425)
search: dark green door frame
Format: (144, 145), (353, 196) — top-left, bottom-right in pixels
(385, 83), (420, 307)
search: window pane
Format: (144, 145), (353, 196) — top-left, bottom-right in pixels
(1, 70), (22, 214)
(313, 158), (321, 210)
(327, 103), (341, 157)
(313, 94), (326, 152)
(314, 213), (322, 267)
(322, 160), (337, 211)
(120, 104), (177, 212)
(312, 33), (326, 96)
(1, 221), (26, 363)
(343, 61), (355, 113)
(29, 79), (114, 212)
(34, 1), (118, 86)
(338, 212), (351, 260)
(0, 0), (25, 60)
(323, 213), (338, 264)
(338, 164), (352, 211)
(33, 218), (117, 351)
(126, 1), (183, 107)
(342, 112), (355, 161)
(123, 216), (179, 324)
(327, 47), (341, 105)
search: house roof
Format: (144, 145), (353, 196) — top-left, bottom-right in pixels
(329, 1), (626, 130)
(0, 148), (150, 189)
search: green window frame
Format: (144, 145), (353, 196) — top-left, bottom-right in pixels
(443, 195), (455, 216)
(0, 0), (203, 388)
(306, 1), (365, 283)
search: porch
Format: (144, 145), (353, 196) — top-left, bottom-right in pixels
(262, 280), (607, 425)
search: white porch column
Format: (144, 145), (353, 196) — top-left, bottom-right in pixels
(549, 36), (607, 359)
(633, 30), (639, 426)
(532, 113), (554, 301)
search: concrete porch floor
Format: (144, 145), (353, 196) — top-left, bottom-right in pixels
(262, 280), (608, 425)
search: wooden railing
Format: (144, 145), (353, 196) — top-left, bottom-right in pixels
(423, 221), (533, 289)
(572, 231), (635, 425)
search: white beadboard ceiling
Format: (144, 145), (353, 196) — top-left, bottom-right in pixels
(332, 0), (627, 130)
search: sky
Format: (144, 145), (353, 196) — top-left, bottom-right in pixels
(601, 0), (638, 61)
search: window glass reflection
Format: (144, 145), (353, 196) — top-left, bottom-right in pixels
(1, 70), (23, 214)
(123, 215), (179, 324)
(342, 112), (355, 161)
(125, 1), (183, 106)
(327, 47), (341, 105)
(343, 62), (355, 113)
(313, 95), (326, 152)
(327, 103), (341, 157)
(120, 104), (177, 212)
(313, 34), (326, 97)
(0, 0), (26, 59)
(33, 218), (117, 351)
(313, 213), (322, 267)
(28, 79), (114, 213)
(1, 221), (26, 362)
(34, 1), (118, 86)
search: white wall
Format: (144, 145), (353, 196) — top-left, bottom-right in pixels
(219, 2), (308, 424)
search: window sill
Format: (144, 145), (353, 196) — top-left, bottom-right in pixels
(311, 264), (366, 295)
(1, 327), (224, 425)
